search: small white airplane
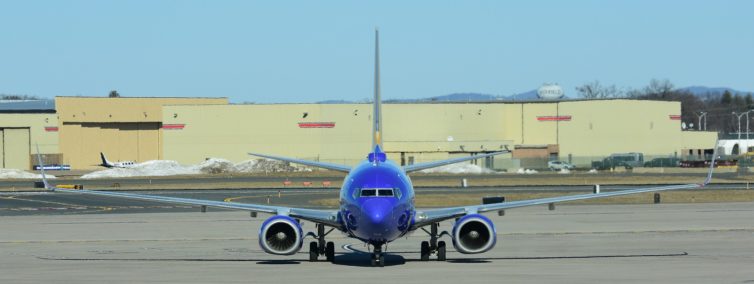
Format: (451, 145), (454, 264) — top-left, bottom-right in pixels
(99, 152), (136, 168)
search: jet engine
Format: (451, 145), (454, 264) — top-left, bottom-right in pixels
(451, 214), (497, 254)
(258, 215), (303, 255)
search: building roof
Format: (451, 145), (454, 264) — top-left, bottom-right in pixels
(0, 100), (56, 113)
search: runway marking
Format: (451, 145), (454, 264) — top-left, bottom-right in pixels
(0, 195), (86, 208)
(342, 244), (356, 252)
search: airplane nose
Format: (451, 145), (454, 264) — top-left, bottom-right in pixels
(361, 198), (392, 225)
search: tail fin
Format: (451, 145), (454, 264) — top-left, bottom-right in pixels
(100, 152), (111, 167)
(372, 28), (383, 150)
(35, 144), (53, 190)
(703, 140), (719, 186)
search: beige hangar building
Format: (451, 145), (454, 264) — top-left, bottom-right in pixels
(161, 99), (716, 169)
(0, 97), (716, 171)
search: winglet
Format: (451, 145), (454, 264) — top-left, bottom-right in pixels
(703, 140), (719, 186)
(34, 144), (53, 191)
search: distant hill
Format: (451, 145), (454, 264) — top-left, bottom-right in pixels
(499, 89), (540, 101)
(377, 89), (545, 103)
(317, 85), (753, 104)
(418, 93), (497, 102)
(317, 99), (354, 104)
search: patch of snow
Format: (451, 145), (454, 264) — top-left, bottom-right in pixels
(588, 169), (598, 174)
(81, 160), (196, 179)
(232, 159), (311, 173)
(80, 158), (311, 179)
(419, 163), (495, 174)
(558, 168), (571, 174)
(515, 168), (538, 174)
(0, 169), (56, 179)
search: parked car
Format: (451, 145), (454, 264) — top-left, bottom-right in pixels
(548, 160), (575, 170)
(643, 157), (680, 167)
(608, 152), (644, 168)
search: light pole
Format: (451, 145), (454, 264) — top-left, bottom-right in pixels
(734, 112), (744, 139)
(696, 112), (707, 131)
(733, 112), (745, 154)
(733, 111), (753, 154)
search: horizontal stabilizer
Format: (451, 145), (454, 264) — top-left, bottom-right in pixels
(403, 150), (511, 173)
(248, 152), (351, 173)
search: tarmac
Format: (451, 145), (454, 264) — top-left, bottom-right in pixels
(1, 201), (753, 283)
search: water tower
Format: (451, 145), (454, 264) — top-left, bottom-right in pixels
(537, 83), (565, 99)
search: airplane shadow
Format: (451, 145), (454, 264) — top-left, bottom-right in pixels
(331, 251), (406, 267)
(38, 251), (687, 266)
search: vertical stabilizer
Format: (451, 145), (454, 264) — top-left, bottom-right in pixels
(100, 152), (113, 167)
(372, 29), (383, 151)
(35, 144), (52, 190)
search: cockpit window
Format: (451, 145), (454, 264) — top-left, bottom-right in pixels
(358, 188), (396, 198)
(377, 189), (393, 196)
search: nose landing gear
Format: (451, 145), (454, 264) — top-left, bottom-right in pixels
(370, 244), (385, 267)
(308, 223), (335, 262)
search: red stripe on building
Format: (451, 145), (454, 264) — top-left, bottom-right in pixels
(537, 115), (572, 122)
(298, 122), (335, 128)
(162, 124), (185, 130)
(44, 127), (58, 132)
(669, 115), (681, 120)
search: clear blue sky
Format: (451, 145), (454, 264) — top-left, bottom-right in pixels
(1, 0), (752, 103)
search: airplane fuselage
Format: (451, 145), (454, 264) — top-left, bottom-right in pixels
(339, 157), (415, 245)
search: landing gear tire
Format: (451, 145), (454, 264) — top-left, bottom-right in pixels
(437, 241), (447, 261)
(309, 241), (318, 262)
(370, 252), (385, 267)
(325, 241), (335, 262)
(420, 241), (430, 261)
(371, 244), (385, 267)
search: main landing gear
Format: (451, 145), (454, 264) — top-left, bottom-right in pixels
(420, 223), (447, 261)
(370, 244), (385, 267)
(309, 224), (335, 262)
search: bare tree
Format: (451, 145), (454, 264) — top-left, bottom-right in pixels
(0, 94), (40, 100)
(644, 78), (674, 97)
(575, 81), (623, 99)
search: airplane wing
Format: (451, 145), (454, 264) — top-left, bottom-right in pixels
(412, 148), (718, 230)
(34, 146), (342, 228)
(403, 150), (511, 173)
(44, 186), (341, 227)
(248, 152), (351, 173)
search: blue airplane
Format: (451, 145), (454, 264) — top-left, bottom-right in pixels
(35, 30), (717, 267)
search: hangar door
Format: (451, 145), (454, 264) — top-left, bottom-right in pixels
(61, 122), (160, 169)
(0, 128), (31, 169)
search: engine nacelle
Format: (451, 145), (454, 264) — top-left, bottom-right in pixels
(451, 214), (497, 254)
(258, 215), (303, 255)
